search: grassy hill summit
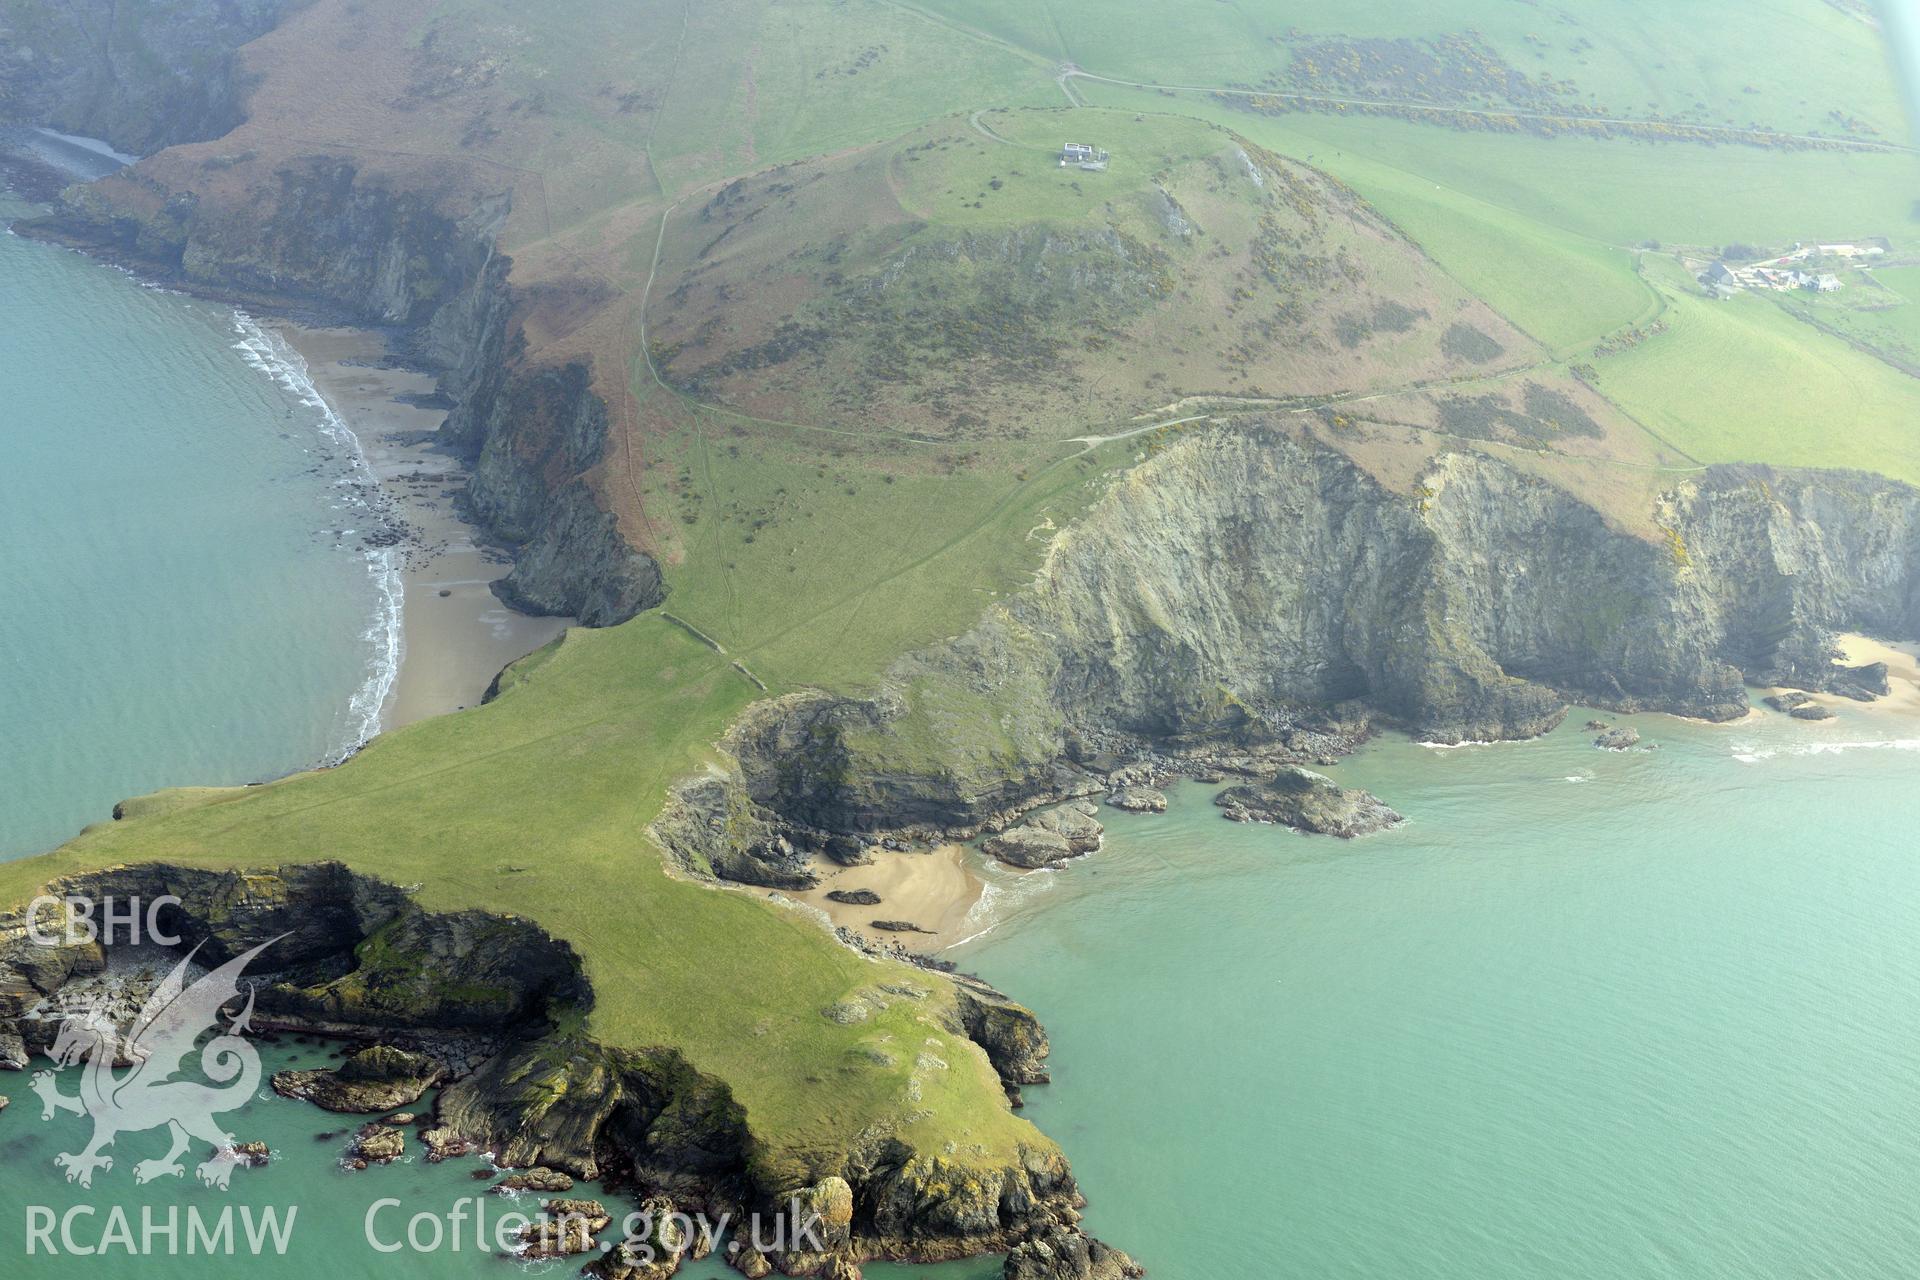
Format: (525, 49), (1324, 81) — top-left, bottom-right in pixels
(648, 108), (1531, 437)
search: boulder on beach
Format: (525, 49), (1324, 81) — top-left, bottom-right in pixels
(1830, 661), (1890, 702)
(869, 919), (933, 934)
(1764, 690), (1811, 712)
(1791, 703), (1837, 721)
(1213, 768), (1401, 838)
(826, 888), (882, 906)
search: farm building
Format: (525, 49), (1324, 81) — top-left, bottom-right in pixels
(1060, 142), (1110, 171)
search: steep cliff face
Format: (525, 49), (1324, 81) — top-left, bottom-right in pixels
(675, 426), (1920, 852)
(0, 0), (294, 155)
(449, 355), (665, 625)
(24, 159), (664, 625)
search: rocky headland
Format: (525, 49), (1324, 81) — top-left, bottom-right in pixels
(0, 867), (1096, 1276)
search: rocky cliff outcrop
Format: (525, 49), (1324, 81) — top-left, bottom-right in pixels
(0, 0), (295, 155)
(20, 158), (663, 626)
(666, 426), (1920, 866)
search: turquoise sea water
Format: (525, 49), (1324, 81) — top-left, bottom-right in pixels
(4, 708), (1917, 1278)
(954, 710), (1920, 1278)
(0, 191), (396, 858)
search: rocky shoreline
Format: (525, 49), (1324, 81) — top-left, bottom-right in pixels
(0, 866), (1123, 1278)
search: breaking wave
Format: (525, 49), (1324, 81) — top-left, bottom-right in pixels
(229, 312), (402, 760)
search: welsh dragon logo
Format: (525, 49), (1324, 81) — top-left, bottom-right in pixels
(30, 937), (282, 1190)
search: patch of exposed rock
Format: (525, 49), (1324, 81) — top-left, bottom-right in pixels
(1003, 1224), (1144, 1280)
(981, 827), (1073, 869)
(982, 799), (1104, 868)
(1213, 769), (1400, 837)
(272, 1045), (445, 1113)
(519, 1198), (611, 1259)
(347, 1123), (405, 1167)
(588, 1194), (690, 1279)
(826, 889), (882, 906)
(495, 1166), (575, 1193)
(1593, 726), (1641, 751)
(1105, 787), (1167, 814)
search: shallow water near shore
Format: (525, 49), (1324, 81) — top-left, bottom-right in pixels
(0, 191), (396, 857)
(952, 707), (1920, 1278)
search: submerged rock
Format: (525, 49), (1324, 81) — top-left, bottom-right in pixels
(1213, 768), (1400, 837)
(1105, 786), (1167, 814)
(1593, 726), (1641, 751)
(272, 1044), (446, 1113)
(215, 1141), (270, 1167)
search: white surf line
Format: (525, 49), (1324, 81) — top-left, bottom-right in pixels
(229, 313), (404, 760)
(30, 127), (139, 167)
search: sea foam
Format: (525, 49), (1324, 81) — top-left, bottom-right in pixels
(229, 313), (403, 760)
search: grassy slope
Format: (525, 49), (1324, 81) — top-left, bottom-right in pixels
(0, 618), (1039, 1187)
(647, 103), (1540, 440)
(910, 0), (1908, 140)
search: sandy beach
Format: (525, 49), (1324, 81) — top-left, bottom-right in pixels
(785, 843), (1000, 951)
(277, 324), (571, 731)
(1757, 632), (1920, 721)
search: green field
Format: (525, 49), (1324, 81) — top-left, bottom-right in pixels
(1589, 262), (1920, 485)
(1783, 262), (1920, 370)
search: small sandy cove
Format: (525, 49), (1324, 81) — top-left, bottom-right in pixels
(786, 844), (994, 952)
(1761, 633), (1920, 719)
(278, 324), (570, 729)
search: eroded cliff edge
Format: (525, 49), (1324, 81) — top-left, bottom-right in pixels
(661, 426), (1920, 883)
(16, 159), (662, 626)
(0, 865), (1094, 1276)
